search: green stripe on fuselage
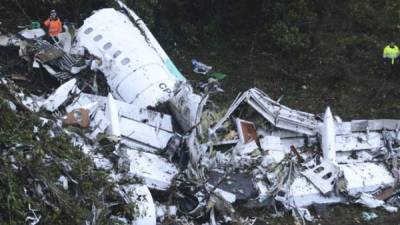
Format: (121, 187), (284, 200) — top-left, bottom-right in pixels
(164, 59), (186, 81)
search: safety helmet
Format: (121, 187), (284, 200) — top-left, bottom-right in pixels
(50, 9), (57, 18)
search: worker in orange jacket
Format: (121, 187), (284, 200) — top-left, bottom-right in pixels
(43, 10), (62, 42)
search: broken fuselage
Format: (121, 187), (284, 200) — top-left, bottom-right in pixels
(75, 8), (184, 109)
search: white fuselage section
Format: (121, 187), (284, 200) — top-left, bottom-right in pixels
(75, 8), (185, 108)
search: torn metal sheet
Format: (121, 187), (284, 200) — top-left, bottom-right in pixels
(301, 161), (340, 194)
(277, 176), (344, 208)
(206, 185), (237, 204)
(340, 163), (395, 196)
(120, 139), (159, 154)
(356, 193), (385, 208)
(211, 88), (318, 135)
(119, 117), (173, 149)
(35, 45), (64, 63)
(22, 38), (84, 79)
(88, 110), (110, 140)
(125, 148), (178, 190)
(335, 132), (385, 152)
(42, 78), (79, 112)
(351, 119), (400, 132)
(66, 93), (173, 132)
(66, 93), (174, 149)
(168, 84), (206, 132)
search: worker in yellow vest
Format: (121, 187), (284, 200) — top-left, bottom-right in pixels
(383, 42), (399, 65)
(382, 42), (400, 77)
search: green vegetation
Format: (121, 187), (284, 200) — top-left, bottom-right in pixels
(0, 98), (125, 224)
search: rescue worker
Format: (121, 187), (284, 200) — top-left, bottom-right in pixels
(383, 42), (400, 76)
(383, 42), (399, 65)
(43, 10), (62, 43)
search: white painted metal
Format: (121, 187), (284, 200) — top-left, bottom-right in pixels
(277, 177), (344, 207)
(335, 132), (384, 152)
(66, 93), (173, 149)
(123, 184), (156, 225)
(351, 119), (400, 132)
(119, 117), (173, 149)
(116, 0), (185, 82)
(125, 148), (178, 190)
(66, 93), (173, 132)
(76, 8), (183, 108)
(19, 28), (45, 40)
(168, 84), (205, 132)
(321, 107), (336, 162)
(301, 161), (339, 194)
(43, 78), (79, 112)
(211, 88), (318, 135)
(340, 163), (395, 196)
(106, 93), (121, 137)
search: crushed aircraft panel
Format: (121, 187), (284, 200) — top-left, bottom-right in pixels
(42, 78), (79, 111)
(341, 163), (395, 196)
(65, 93), (174, 150)
(125, 148), (178, 191)
(119, 117), (174, 149)
(211, 88), (318, 136)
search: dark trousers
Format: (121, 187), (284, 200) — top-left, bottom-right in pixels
(383, 57), (399, 78)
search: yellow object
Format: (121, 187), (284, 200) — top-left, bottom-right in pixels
(383, 45), (400, 64)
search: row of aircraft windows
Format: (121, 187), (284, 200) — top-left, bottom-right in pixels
(84, 27), (130, 65)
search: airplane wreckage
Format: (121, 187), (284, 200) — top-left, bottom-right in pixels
(1, 1), (400, 224)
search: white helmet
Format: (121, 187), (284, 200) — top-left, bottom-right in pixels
(50, 9), (57, 18)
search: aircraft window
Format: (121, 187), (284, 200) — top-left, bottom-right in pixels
(121, 58), (130, 65)
(113, 50), (122, 58)
(84, 27), (93, 34)
(93, 35), (103, 42)
(103, 42), (112, 50)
